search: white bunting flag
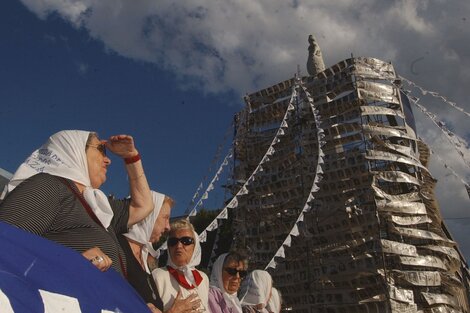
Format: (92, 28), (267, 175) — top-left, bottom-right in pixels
(291, 224), (299, 237)
(284, 236), (292, 247)
(266, 260), (277, 269)
(276, 247), (285, 258)
(199, 231), (207, 242)
(219, 208), (228, 219)
(227, 197), (238, 208)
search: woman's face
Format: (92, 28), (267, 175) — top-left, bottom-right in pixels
(86, 136), (111, 189)
(222, 260), (245, 294)
(168, 228), (195, 267)
(149, 201), (171, 243)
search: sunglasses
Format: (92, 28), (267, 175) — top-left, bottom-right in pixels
(224, 268), (248, 278)
(87, 143), (107, 157)
(168, 236), (195, 247)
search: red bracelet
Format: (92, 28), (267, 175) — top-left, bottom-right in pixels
(124, 153), (141, 164)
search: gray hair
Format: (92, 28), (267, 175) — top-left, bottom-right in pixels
(223, 251), (249, 270)
(169, 219), (195, 237)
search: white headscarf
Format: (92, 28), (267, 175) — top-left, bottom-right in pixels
(239, 270), (272, 312)
(0, 130), (114, 228)
(210, 253), (243, 313)
(167, 228), (202, 288)
(124, 190), (165, 273)
(266, 287), (281, 313)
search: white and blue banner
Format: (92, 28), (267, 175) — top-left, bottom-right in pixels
(0, 221), (150, 313)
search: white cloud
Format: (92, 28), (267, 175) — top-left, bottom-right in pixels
(387, 0), (435, 35)
(21, 0), (88, 25)
(19, 0), (458, 94)
(19, 1), (469, 96)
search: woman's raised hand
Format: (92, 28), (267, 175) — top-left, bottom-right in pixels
(106, 135), (139, 158)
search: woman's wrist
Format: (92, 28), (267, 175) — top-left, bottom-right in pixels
(128, 171), (145, 180)
(124, 152), (141, 164)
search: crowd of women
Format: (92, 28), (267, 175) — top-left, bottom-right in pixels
(0, 130), (282, 313)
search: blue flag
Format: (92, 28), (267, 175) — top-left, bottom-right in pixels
(0, 221), (150, 313)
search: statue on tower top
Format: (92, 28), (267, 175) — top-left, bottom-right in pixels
(306, 35), (325, 75)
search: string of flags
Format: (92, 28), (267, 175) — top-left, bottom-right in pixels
(400, 75), (470, 198)
(265, 80), (326, 270)
(156, 162), (231, 257)
(422, 138), (470, 200)
(432, 149), (470, 200)
(185, 124), (234, 214)
(187, 148), (234, 217)
(187, 181), (204, 214)
(400, 76), (470, 119)
(409, 98), (470, 169)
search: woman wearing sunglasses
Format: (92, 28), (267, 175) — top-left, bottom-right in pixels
(0, 130), (153, 275)
(208, 252), (248, 313)
(239, 270), (273, 313)
(153, 219), (209, 313)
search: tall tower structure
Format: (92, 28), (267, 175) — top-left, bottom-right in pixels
(231, 38), (470, 312)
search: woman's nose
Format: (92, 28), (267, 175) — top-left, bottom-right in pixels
(104, 156), (111, 165)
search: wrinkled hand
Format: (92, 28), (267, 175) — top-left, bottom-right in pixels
(106, 135), (139, 158)
(82, 247), (113, 272)
(166, 291), (201, 313)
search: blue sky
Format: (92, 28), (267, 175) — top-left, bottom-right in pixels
(0, 0), (239, 216)
(1, 0), (469, 257)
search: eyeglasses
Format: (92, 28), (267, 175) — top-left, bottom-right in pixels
(224, 268), (248, 278)
(87, 143), (107, 157)
(168, 236), (195, 247)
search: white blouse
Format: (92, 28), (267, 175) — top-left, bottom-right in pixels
(152, 267), (210, 312)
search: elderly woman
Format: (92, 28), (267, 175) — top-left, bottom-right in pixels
(153, 219), (209, 313)
(208, 252), (248, 313)
(239, 270), (273, 313)
(119, 191), (199, 313)
(0, 130), (153, 275)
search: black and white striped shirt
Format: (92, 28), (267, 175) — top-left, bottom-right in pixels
(0, 173), (129, 274)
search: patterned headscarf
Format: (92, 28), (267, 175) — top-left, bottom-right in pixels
(1, 130), (114, 228)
